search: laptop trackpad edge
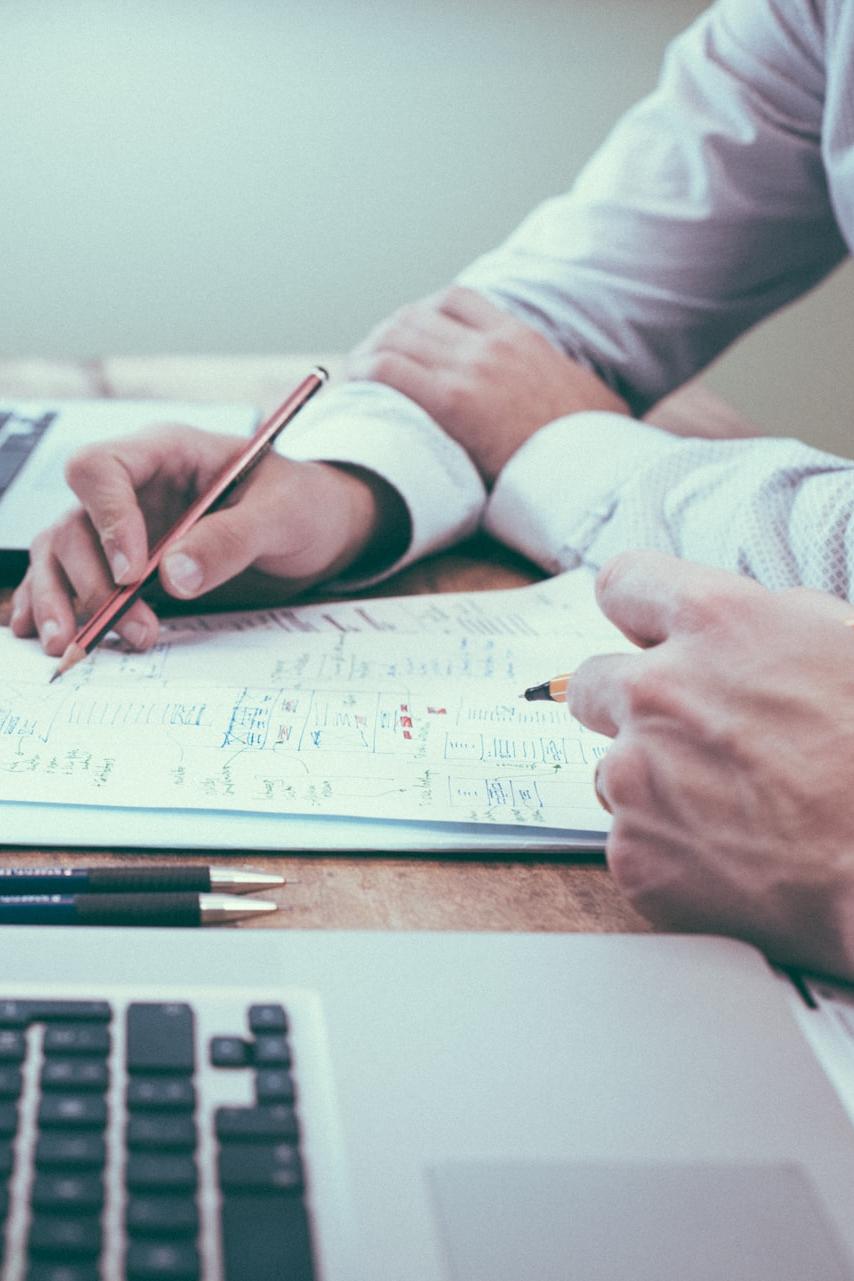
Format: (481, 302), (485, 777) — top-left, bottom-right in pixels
(427, 1160), (852, 1281)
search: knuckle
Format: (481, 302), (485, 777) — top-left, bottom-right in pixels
(29, 511), (78, 560)
(600, 738), (650, 811)
(595, 552), (635, 603)
(436, 284), (468, 312)
(64, 445), (110, 493)
(74, 582), (109, 616)
(606, 828), (650, 900)
(208, 516), (250, 567)
(362, 352), (404, 389)
(670, 590), (723, 635)
(482, 330), (516, 362)
(621, 663), (671, 718)
(436, 376), (470, 421)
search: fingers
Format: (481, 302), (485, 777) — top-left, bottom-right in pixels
(13, 516), (159, 655)
(567, 652), (642, 738)
(593, 550), (762, 647)
(346, 298), (474, 396)
(160, 502), (263, 599)
(345, 348), (438, 408)
(435, 285), (507, 330)
(63, 426), (221, 584)
(158, 455), (294, 599)
(63, 440), (161, 584)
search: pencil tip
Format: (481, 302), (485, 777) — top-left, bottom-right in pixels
(48, 642), (87, 685)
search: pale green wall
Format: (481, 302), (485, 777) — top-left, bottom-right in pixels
(2, 0), (852, 456)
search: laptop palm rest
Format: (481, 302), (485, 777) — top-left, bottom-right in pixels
(429, 1161), (853, 1281)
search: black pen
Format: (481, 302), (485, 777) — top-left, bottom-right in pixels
(0, 893), (277, 926)
(0, 865), (284, 896)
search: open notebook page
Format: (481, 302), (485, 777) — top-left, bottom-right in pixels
(0, 570), (631, 846)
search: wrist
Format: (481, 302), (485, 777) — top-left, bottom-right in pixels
(314, 462), (411, 581)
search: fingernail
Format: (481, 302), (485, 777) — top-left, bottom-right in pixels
(164, 552), (203, 596)
(122, 620), (148, 649)
(41, 619), (60, 643)
(110, 550), (130, 582)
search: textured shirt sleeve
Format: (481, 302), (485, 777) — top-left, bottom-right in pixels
(486, 412), (854, 599)
(458, 0), (845, 414)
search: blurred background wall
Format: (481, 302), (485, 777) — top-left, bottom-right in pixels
(2, 0), (852, 455)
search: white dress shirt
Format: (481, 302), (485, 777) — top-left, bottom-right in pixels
(281, 0), (854, 597)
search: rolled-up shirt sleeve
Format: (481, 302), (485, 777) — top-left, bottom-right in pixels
(459, 0), (845, 413)
(276, 380), (486, 586)
(487, 410), (854, 599)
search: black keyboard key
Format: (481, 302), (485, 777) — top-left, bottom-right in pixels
(32, 1172), (104, 1214)
(41, 1060), (108, 1092)
(127, 1115), (196, 1151)
(127, 1077), (195, 1112)
(210, 1037), (251, 1068)
(126, 1240), (200, 1279)
(255, 1069), (295, 1104)
(126, 1195), (199, 1237)
(28, 1215), (101, 1257)
(0, 1142), (13, 1176)
(0, 1065), (23, 1098)
(221, 1194), (314, 1280)
(127, 1004), (195, 1074)
(216, 1104), (298, 1143)
(218, 1142), (302, 1192)
(0, 1000), (29, 1027)
(0, 1030), (25, 1061)
(38, 1096), (107, 1130)
(0, 1101), (18, 1136)
(35, 1134), (106, 1170)
(126, 1153), (197, 1193)
(26, 1264), (101, 1281)
(43, 1026), (110, 1057)
(252, 1036), (290, 1067)
(248, 1004), (288, 1034)
(27, 1001), (112, 1024)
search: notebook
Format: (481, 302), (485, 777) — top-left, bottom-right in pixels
(0, 571), (622, 853)
(3, 926), (854, 1279)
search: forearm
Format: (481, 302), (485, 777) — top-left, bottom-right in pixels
(486, 414), (854, 596)
(458, 0), (844, 413)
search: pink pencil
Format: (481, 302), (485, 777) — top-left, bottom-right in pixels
(50, 366), (328, 683)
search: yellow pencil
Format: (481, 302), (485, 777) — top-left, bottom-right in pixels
(520, 674), (571, 703)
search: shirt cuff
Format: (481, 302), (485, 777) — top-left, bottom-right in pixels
(275, 380), (487, 587)
(484, 412), (682, 572)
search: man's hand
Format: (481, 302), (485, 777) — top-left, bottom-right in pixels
(10, 425), (407, 656)
(568, 550), (854, 978)
(346, 286), (629, 484)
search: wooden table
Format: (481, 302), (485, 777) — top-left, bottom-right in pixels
(0, 357), (758, 933)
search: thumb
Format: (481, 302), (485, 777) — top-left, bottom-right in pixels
(160, 505), (263, 599)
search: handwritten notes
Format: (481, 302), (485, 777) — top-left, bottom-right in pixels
(0, 572), (630, 834)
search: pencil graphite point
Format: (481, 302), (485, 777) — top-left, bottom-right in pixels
(49, 642), (87, 685)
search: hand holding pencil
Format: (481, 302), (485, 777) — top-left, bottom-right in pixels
(11, 370), (409, 669)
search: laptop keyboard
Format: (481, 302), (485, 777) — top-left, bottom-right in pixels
(0, 412), (56, 499)
(0, 995), (316, 1280)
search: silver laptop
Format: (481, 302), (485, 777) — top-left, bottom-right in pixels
(2, 926), (853, 1279)
(0, 401), (258, 563)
